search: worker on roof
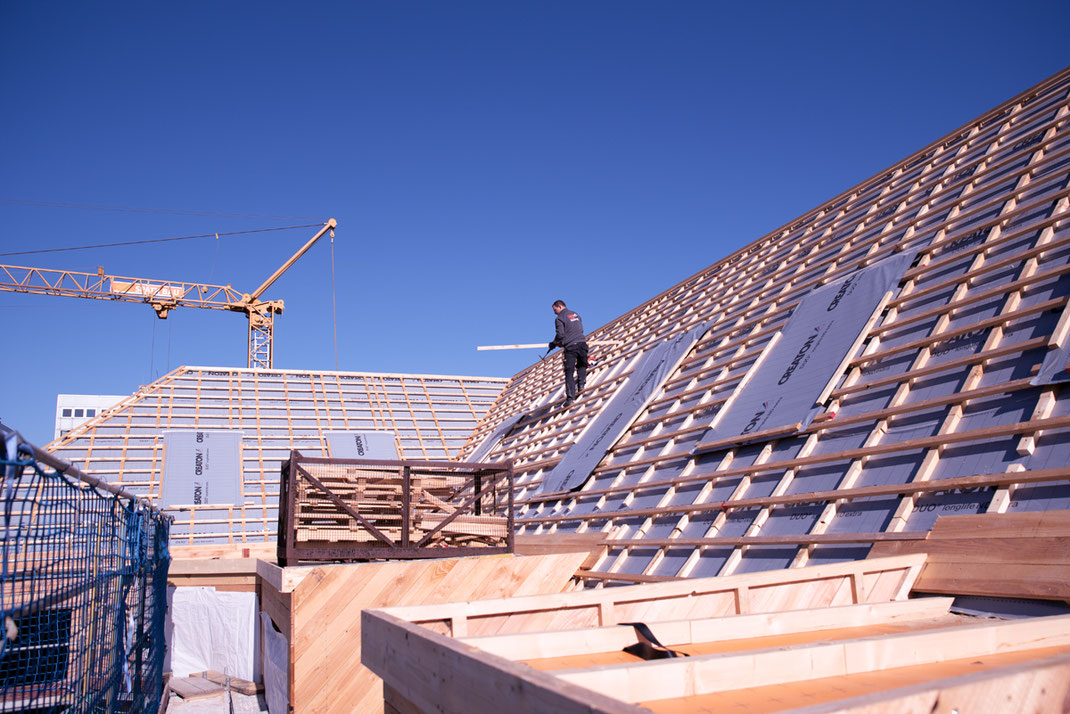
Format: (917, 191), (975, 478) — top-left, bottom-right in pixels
(549, 300), (588, 408)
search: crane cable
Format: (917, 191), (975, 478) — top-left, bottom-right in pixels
(330, 227), (339, 371)
(0, 223), (324, 257)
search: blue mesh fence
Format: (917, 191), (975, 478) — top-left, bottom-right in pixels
(0, 424), (170, 713)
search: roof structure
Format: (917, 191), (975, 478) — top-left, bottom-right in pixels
(48, 365), (508, 544)
(365, 514), (1070, 713)
(461, 66), (1070, 585)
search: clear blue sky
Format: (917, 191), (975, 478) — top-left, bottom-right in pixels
(2, 1), (1067, 446)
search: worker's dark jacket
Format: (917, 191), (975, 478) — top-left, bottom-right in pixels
(553, 309), (586, 347)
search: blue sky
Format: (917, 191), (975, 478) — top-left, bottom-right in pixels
(1, 1), (1068, 445)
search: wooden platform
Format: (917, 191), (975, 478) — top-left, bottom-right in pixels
(259, 550), (589, 713)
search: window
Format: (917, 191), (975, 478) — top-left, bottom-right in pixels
(62, 409), (72, 417)
(74, 409), (84, 418)
(86, 409), (96, 417)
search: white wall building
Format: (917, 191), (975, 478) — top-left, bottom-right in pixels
(55, 394), (127, 441)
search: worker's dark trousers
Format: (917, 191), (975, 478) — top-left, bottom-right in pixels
(562, 343), (589, 399)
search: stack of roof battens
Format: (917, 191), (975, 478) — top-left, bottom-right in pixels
(464, 70), (1070, 583)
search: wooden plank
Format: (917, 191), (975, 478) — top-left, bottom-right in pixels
(461, 598), (954, 661)
(477, 341), (620, 351)
(168, 557), (261, 576)
(786, 651), (1070, 714)
(514, 532), (604, 571)
(188, 671), (262, 696)
(166, 575), (256, 592)
(927, 509), (1070, 538)
(257, 559), (316, 593)
(169, 542), (276, 560)
(875, 536), (1070, 565)
(914, 562), (1070, 600)
(382, 683), (426, 714)
(261, 581), (292, 638)
(167, 676), (224, 701)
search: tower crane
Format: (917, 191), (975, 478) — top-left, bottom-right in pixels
(0, 219), (336, 369)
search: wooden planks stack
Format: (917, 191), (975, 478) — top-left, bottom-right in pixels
(259, 550), (590, 713)
(868, 509), (1070, 601)
(279, 455), (514, 564)
(293, 468), (507, 547)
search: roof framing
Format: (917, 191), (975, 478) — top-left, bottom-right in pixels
(465, 66), (1070, 583)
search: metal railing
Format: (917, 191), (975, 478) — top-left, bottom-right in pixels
(277, 452), (514, 565)
(0, 423), (170, 713)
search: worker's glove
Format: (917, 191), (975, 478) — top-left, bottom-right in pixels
(547, 342), (556, 350)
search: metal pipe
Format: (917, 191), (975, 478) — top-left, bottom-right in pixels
(0, 422), (159, 511)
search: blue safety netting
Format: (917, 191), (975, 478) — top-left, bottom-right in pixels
(0, 425), (170, 713)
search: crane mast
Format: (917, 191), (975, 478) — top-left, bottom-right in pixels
(0, 219), (336, 369)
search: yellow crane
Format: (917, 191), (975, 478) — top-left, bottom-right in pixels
(0, 219), (336, 369)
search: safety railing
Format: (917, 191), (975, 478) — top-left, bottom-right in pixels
(0, 423), (170, 713)
(277, 452), (514, 565)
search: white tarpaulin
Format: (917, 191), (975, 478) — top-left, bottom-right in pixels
(539, 324), (709, 494)
(696, 249), (917, 451)
(165, 587), (258, 681)
(160, 430), (243, 507)
(326, 431), (399, 459)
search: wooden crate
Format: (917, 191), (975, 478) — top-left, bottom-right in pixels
(277, 452), (514, 565)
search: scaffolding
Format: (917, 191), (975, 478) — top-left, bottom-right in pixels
(0, 423), (170, 713)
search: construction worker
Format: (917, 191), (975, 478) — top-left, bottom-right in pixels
(549, 300), (588, 407)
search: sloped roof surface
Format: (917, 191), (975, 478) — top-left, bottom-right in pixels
(50, 365), (507, 544)
(464, 67), (1070, 582)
